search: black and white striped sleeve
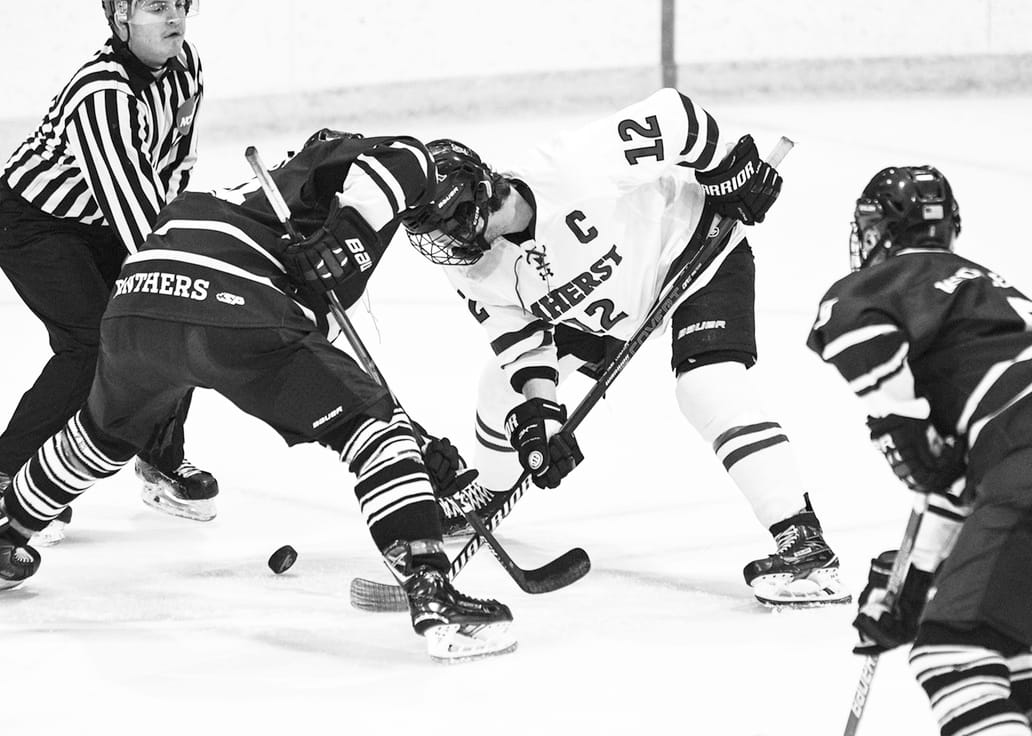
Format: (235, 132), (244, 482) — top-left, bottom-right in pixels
(65, 89), (166, 254)
(336, 137), (433, 231)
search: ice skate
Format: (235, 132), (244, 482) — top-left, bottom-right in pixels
(30, 506), (73, 547)
(137, 458), (218, 522)
(0, 471), (9, 493)
(385, 540), (517, 663)
(743, 498), (851, 608)
(0, 500), (41, 592)
(436, 482), (510, 539)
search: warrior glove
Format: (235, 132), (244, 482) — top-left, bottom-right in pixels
(696, 134), (782, 225)
(505, 398), (583, 489)
(282, 206), (377, 296)
(867, 415), (966, 495)
(853, 550), (933, 655)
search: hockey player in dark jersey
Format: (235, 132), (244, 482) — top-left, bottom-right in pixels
(0, 130), (516, 662)
(808, 166), (1032, 734)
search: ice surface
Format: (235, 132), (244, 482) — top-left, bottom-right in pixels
(2, 95), (1031, 735)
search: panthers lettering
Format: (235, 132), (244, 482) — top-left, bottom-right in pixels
(113, 271), (209, 300)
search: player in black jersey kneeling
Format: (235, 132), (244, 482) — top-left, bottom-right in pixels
(810, 166), (1032, 735)
(0, 129), (515, 663)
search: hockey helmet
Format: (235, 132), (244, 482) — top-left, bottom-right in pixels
(405, 139), (497, 266)
(850, 165), (961, 271)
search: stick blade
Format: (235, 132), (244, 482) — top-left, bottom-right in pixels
(521, 547), (591, 594)
(349, 577), (408, 612)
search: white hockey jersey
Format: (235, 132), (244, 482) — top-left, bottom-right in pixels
(444, 88), (746, 390)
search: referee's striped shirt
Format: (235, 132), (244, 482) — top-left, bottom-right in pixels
(2, 37), (203, 254)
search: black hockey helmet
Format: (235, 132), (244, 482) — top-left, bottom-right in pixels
(405, 139), (497, 266)
(850, 165), (961, 271)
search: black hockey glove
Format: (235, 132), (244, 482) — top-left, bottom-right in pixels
(695, 134), (782, 225)
(420, 433), (467, 497)
(853, 550), (934, 656)
(282, 207), (377, 296)
(505, 398), (583, 489)
(867, 415), (966, 494)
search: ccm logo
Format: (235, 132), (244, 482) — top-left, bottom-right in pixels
(216, 292), (245, 306)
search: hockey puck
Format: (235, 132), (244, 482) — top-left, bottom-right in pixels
(268, 545), (297, 574)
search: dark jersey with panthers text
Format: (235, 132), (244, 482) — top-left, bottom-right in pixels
(807, 248), (1032, 453)
(102, 134), (433, 331)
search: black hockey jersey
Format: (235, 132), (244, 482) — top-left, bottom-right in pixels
(104, 134), (433, 330)
(806, 248), (1032, 454)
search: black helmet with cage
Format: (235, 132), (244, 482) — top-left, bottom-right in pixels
(405, 139), (507, 266)
(850, 165), (961, 271)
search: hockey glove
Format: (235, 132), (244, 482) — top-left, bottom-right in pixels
(282, 206), (377, 296)
(852, 550), (934, 655)
(867, 415), (966, 494)
(695, 134), (782, 225)
(505, 398), (583, 489)
(420, 433), (467, 497)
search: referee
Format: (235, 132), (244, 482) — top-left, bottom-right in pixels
(0, 0), (218, 525)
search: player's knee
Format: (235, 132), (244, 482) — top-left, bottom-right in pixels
(674, 358), (766, 444)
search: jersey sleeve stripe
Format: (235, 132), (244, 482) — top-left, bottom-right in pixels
(153, 219), (286, 272)
(958, 343), (1032, 434)
(821, 323), (901, 360)
(489, 319), (551, 357)
(848, 342), (910, 394)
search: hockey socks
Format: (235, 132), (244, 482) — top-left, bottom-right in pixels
(6, 410), (132, 533)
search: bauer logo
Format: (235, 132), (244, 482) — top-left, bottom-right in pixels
(216, 292), (245, 306)
(312, 405), (343, 429)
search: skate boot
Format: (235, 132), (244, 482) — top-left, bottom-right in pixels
(31, 506), (73, 547)
(384, 539), (517, 663)
(743, 494), (851, 608)
(0, 500), (41, 591)
(436, 479), (509, 539)
(137, 458), (218, 522)
(0, 471), (10, 493)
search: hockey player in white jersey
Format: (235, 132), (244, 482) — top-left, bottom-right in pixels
(406, 88), (848, 607)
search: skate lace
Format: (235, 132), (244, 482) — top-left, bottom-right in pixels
(774, 525), (800, 554)
(174, 460), (203, 479)
(438, 482), (493, 519)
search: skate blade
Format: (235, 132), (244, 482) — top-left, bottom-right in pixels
(0, 578), (26, 592)
(751, 568), (853, 608)
(140, 486), (216, 522)
(425, 622), (518, 664)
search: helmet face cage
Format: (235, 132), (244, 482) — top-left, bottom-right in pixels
(405, 139), (494, 266)
(849, 166), (961, 271)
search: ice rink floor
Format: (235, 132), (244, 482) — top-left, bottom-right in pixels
(2, 93), (1031, 735)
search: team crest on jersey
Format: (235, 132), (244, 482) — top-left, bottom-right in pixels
(176, 96), (199, 136)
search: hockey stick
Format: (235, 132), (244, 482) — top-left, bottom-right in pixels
(842, 496), (928, 736)
(349, 136), (796, 611)
(244, 146), (589, 597)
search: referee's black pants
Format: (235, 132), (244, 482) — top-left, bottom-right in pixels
(0, 185), (189, 476)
